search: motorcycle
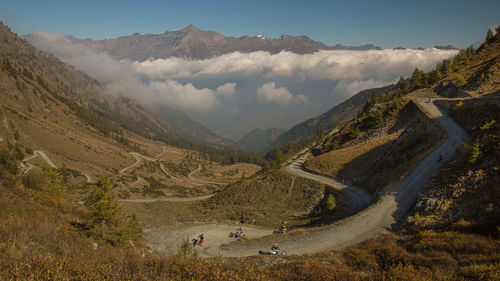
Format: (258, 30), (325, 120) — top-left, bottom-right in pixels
(259, 248), (287, 256)
(192, 238), (203, 247)
(229, 231), (246, 239)
(271, 248), (287, 255)
(272, 226), (290, 234)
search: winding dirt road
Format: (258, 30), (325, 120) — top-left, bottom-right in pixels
(285, 156), (373, 216)
(145, 99), (467, 257)
(187, 165), (229, 186)
(118, 194), (214, 203)
(23, 150), (58, 169)
(120, 151), (205, 187)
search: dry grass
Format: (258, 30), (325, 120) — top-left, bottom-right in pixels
(195, 163), (261, 182)
(306, 133), (399, 179)
(188, 170), (349, 227)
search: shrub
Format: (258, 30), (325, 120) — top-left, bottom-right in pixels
(453, 74), (467, 87)
(350, 127), (362, 140)
(325, 193), (336, 212)
(177, 237), (199, 258)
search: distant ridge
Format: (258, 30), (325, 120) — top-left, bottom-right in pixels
(268, 85), (396, 150)
(233, 128), (285, 154)
(65, 24), (382, 61)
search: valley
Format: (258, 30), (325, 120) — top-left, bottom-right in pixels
(137, 96), (466, 258)
(0, 14), (499, 280)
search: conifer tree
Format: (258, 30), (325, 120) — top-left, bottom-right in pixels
(85, 177), (121, 237)
(411, 68), (425, 89)
(325, 193), (336, 211)
(485, 28), (494, 42)
(468, 141), (481, 164)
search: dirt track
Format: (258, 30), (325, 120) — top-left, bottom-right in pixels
(187, 165), (229, 185)
(285, 156), (373, 216)
(144, 99), (467, 258)
(23, 150), (58, 169)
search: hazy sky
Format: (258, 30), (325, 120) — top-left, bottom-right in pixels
(1, 0), (499, 49)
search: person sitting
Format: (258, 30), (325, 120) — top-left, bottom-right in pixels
(271, 242), (279, 251)
(237, 227), (243, 237)
(198, 234), (204, 243)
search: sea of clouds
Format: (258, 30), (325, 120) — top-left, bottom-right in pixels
(27, 31), (458, 140)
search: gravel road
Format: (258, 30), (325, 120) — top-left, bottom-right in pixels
(144, 99), (467, 257)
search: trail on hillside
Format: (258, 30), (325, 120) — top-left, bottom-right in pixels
(285, 156), (373, 216)
(118, 194), (214, 203)
(155, 146), (167, 158)
(82, 173), (93, 183)
(145, 99), (467, 258)
(119, 152), (142, 174)
(23, 150), (58, 169)
(119, 151), (204, 187)
(187, 165), (229, 185)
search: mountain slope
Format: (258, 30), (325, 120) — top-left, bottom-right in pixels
(68, 24), (381, 61)
(8, 23), (232, 148)
(268, 85), (396, 150)
(233, 128), (285, 153)
(0, 22), (254, 178)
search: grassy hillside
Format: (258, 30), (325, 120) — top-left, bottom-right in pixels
(0, 22), (263, 169)
(305, 96), (443, 194)
(120, 169), (348, 228)
(406, 99), (500, 235)
(268, 85), (396, 151)
(2, 145), (499, 280)
(195, 170), (348, 227)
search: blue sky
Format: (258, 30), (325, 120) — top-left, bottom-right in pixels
(1, 0), (498, 49)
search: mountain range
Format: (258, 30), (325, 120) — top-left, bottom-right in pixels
(68, 24), (381, 61)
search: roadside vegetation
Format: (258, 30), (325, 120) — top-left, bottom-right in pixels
(406, 99), (500, 236)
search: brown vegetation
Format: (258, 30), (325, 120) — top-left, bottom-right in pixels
(194, 170), (347, 227)
(305, 98), (443, 194)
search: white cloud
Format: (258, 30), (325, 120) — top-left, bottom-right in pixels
(333, 79), (393, 99)
(134, 49), (457, 82)
(257, 82), (307, 105)
(26, 31), (458, 139)
(27, 31), (221, 112)
(215, 82), (237, 97)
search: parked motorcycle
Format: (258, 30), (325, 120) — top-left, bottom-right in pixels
(272, 226), (290, 234)
(229, 231), (246, 239)
(192, 237), (204, 247)
(258, 248), (287, 256)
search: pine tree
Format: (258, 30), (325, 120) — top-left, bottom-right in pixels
(325, 193), (336, 211)
(486, 28), (494, 42)
(43, 166), (65, 197)
(397, 76), (407, 91)
(441, 59), (452, 75)
(350, 127), (362, 139)
(410, 68), (425, 89)
(468, 141), (481, 164)
(85, 177), (121, 237)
